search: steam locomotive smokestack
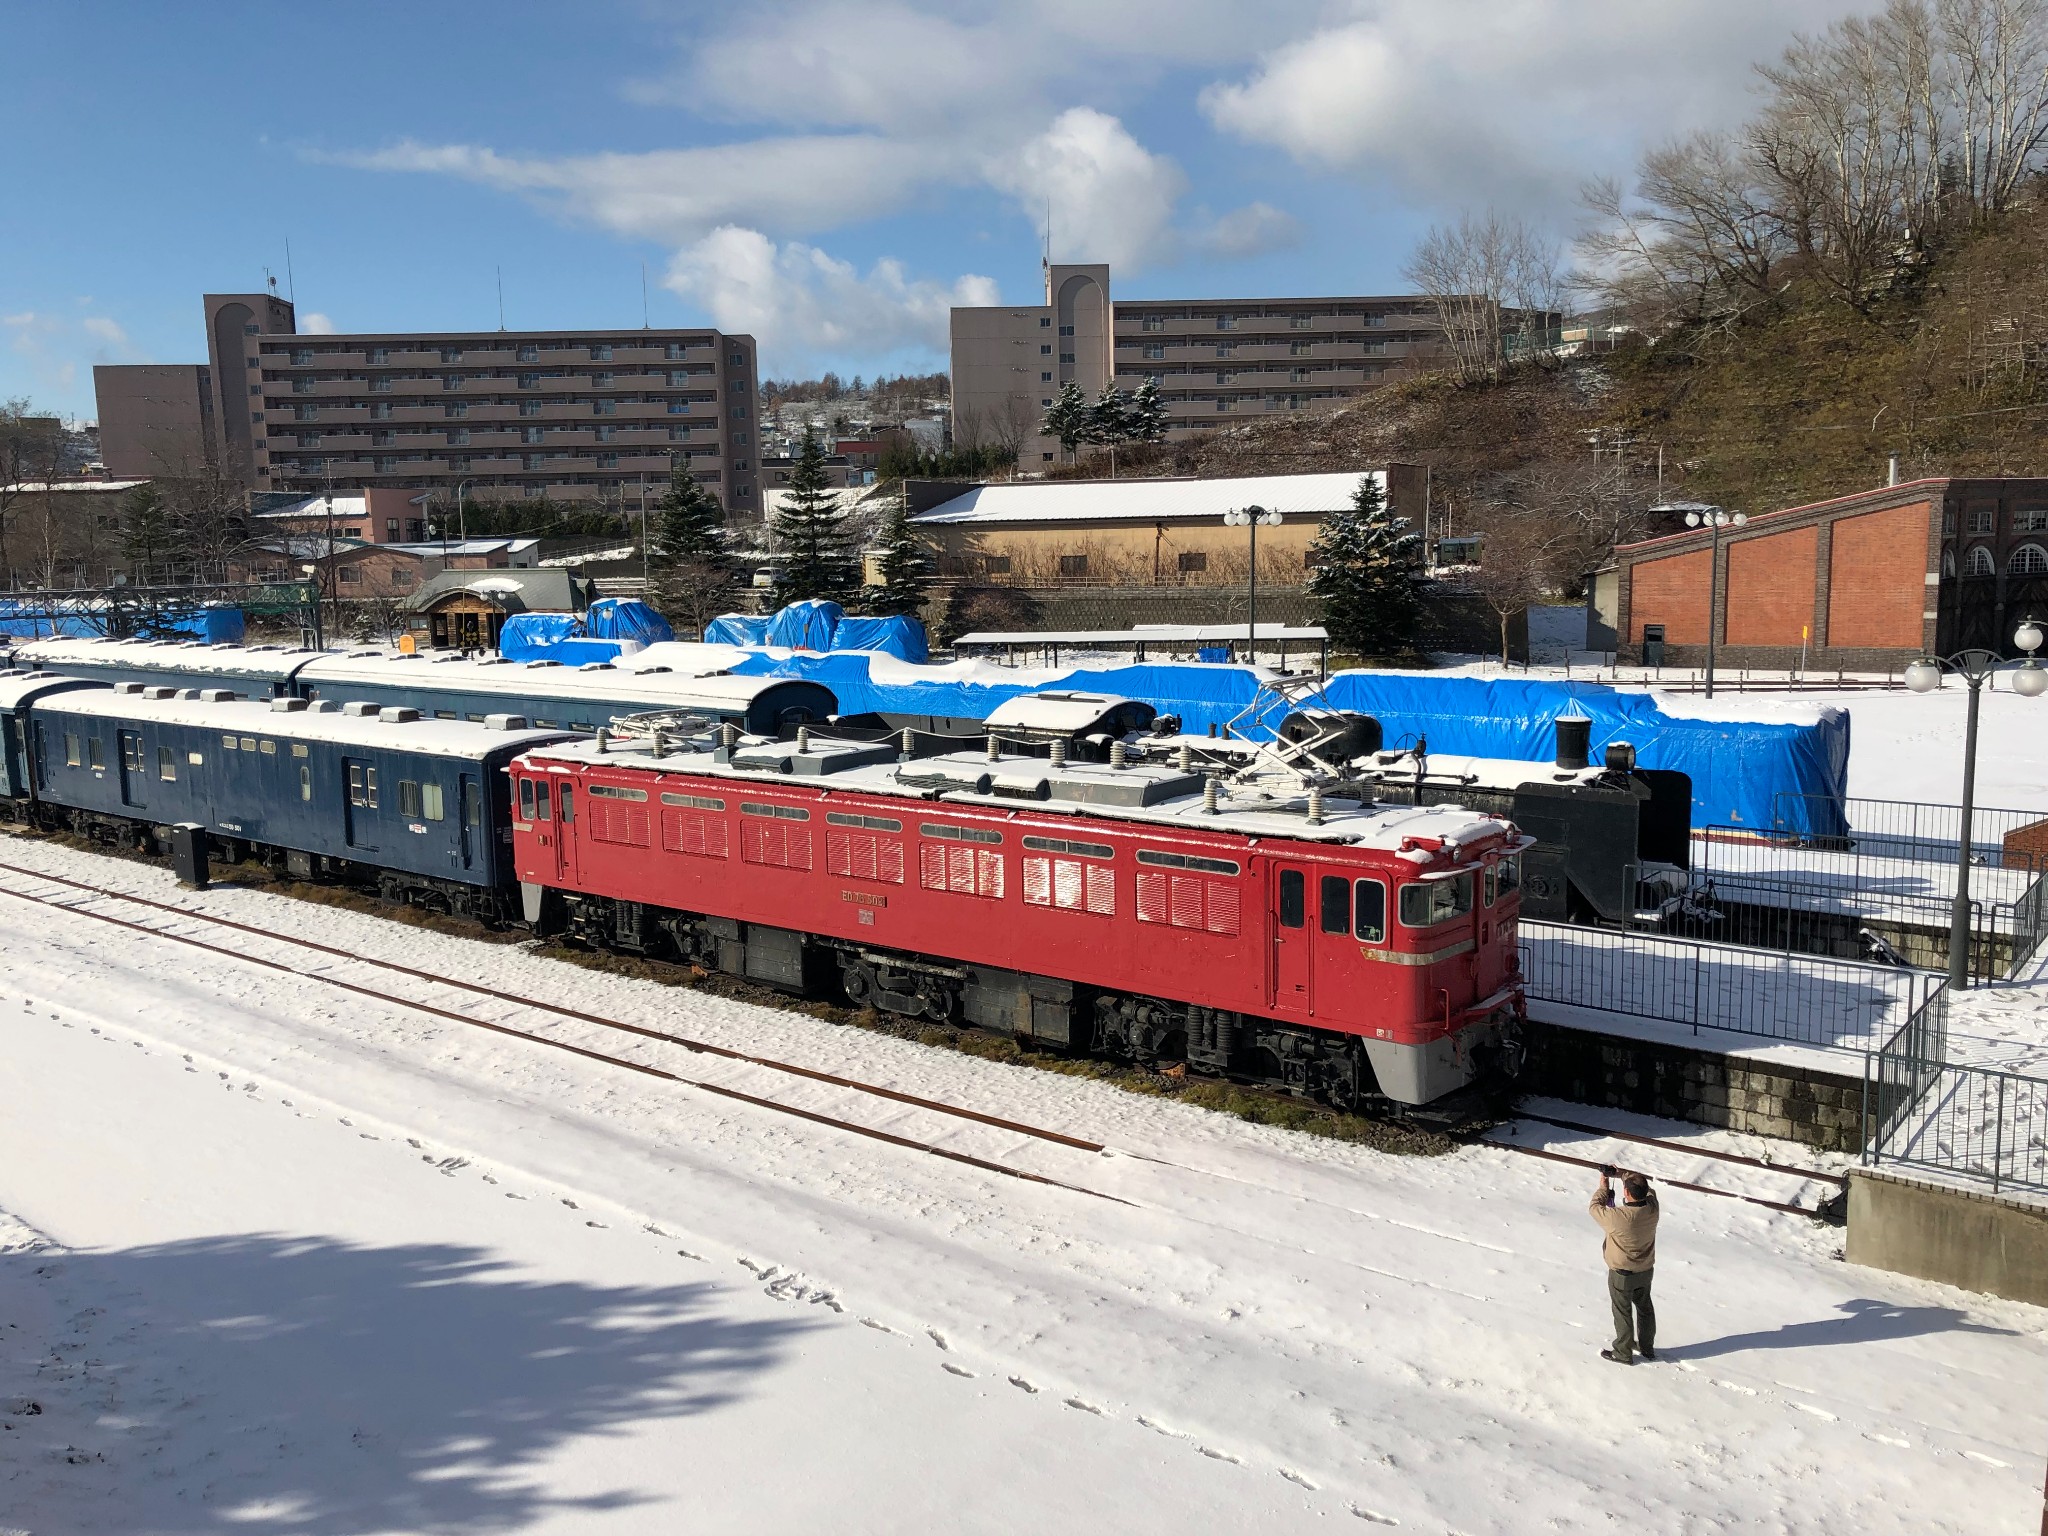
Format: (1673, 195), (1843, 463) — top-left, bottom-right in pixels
(1555, 712), (1591, 770)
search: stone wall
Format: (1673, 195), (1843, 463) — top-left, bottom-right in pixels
(1523, 1019), (1866, 1152)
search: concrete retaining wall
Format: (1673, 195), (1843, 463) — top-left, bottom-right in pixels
(1524, 1020), (1865, 1152)
(1846, 1168), (2048, 1305)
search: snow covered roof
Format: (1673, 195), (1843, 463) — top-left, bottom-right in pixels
(956, 623), (1329, 647)
(36, 685), (575, 760)
(15, 637), (320, 683)
(911, 471), (1380, 527)
(0, 479), (149, 495)
(295, 649), (825, 713)
(257, 493), (369, 521)
(522, 730), (1516, 855)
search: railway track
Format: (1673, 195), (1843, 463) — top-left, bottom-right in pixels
(0, 851), (1845, 1220)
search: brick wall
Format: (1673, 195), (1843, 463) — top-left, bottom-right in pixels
(1625, 548), (1712, 644)
(1725, 524), (1818, 646)
(1827, 501), (1932, 648)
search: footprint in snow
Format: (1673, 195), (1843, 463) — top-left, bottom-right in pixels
(1064, 1398), (1103, 1415)
(859, 1319), (900, 1336)
(926, 1329), (949, 1351)
(1008, 1377), (1037, 1394)
(676, 1249), (705, 1262)
(1714, 1380), (1757, 1396)
(482, 1175), (498, 1185)
(1198, 1447), (1242, 1465)
(1279, 1469), (1316, 1489)
(1349, 1508), (1399, 1526)
(584, 1221), (606, 1229)
(406, 1139), (422, 1150)
(941, 1363), (974, 1378)
(643, 1224), (669, 1237)
(559, 1199), (579, 1210)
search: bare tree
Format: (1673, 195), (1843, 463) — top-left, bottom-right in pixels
(1404, 211), (1566, 379)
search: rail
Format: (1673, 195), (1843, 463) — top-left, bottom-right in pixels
(1519, 920), (1940, 1050)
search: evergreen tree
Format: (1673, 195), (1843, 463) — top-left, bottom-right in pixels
(862, 494), (934, 618)
(1040, 382), (1090, 462)
(1126, 378), (1167, 444)
(648, 462), (739, 637)
(770, 426), (857, 606)
(1305, 474), (1424, 659)
(119, 484), (175, 581)
(1086, 385), (1133, 447)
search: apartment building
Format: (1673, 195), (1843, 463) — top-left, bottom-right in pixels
(95, 293), (762, 516)
(950, 263), (1449, 466)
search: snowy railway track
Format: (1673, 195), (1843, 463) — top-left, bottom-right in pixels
(0, 860), (1128, 1206)
(0, 854), (1843, 1222)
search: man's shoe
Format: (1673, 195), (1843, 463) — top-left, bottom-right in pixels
(1640, 1349), (1657, 1361)
(1600, 1349), (1633, 1364)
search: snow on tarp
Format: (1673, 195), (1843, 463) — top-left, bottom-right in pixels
(830, 614), (928, 663)
(498, 612), (588, 662)
(701, 612), (771, 646)
(718, 652), (1850, 835)
(766, 599), (843, 651)
(585, 598), (674, 651)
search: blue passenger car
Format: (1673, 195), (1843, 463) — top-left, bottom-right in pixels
(0, 673), (103, 799)
(27, 683), (574, 914)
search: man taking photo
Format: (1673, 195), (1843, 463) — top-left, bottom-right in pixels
(1591, 1168), (1659, 1364)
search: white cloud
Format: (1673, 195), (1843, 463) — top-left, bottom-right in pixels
(299, 312), (339, 334)
(326, 136), (960, 247)
(1193, 201), (1304, 260)
(3, 309), (143, 402)
(81, 317), (129, 347)
(666, 226), (997, 367)
(1201, 0), (1871, 212)
(985, 108), (1186, 269)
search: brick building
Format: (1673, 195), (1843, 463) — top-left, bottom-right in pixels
(1615, 477), (2048, 669)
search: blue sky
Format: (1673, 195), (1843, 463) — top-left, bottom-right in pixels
(3, 0), (1869, 422)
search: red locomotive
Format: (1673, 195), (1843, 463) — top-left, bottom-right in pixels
(509, 725), (1526, 1110)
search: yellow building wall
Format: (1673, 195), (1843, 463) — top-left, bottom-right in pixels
(925, 518), (1320, 586)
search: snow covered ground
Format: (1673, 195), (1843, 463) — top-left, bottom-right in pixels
(0, 833), (2043, 1533)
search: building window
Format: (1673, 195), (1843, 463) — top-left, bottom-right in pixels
(293, 377), (314, 393)
(1216, 398), (1232, 412)
(522, 427), (543, 444)
(592, 399), (616, 416)
(367, 347), (389, 364)
(441, 347), (463, 363)
(1289, 314), (1312, 329)
(338, 566), (363, 585)
(519, 374), (540, 390)
(1366, 313), (1387, 328)
(1969, 505), (1996, 533)
(1967, 544), (1997, 575)
(297, 432), (321, 447)
(598, 452), (619, 468)
(373, 429), (394, 446)
(291, 347), (314, 365)
(1040, 344), (1052, 356)
(665, 342), (686, 359)
(1291, 341), (1312, 356)
(595, 424), (616, 442)
(2019, 507), (2048, 532)
(2010, 543), (2048, 575)
(1059, 325), (1074, 336)
(733, 431), (749, 445)
(444, 402), (468, 418)
(295, 404), (318, 421)
(442, 375), (461, 391)
(591, 344), (612, 360)
(1290, 368), (1311, 383)
(728, 352), (745, 367)
(370, 402), (392, 420)
(370, 377), (392, 393)
(1216, 314), (1237, 331)
(1059, 554), (1089, 578)
(304, 456), (326, 473)
(386, 518), (400, 538)
(1041, 398), (1053, 408)
(375, 456), (396, 472)
(521, 399), (542, 417)
(1040, 316), (1052, 327)
(518, 344), (539, 362)
(1215, 344), (1236, 358)
(667, 399), (691, 414)
(526, 453), (545, 471)
(1059, 352), (1076, 364)
(1141, 316), (1164, 332)
(447, 428), (469, 446)
(592, 371), (614, 387)
(1177, 551), (1207, 573)
(731, 405), (748, 419)
(1143, 344), (1164, 360)
(393, 567), (415, 587)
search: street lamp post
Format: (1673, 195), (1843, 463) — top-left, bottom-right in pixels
(1223, 504), (1283, 665)
(1684, 507), (1747, 697)
(1904, 619), (2047, 991)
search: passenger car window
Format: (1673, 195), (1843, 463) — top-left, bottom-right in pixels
(299, 765), (311, 802)
(158, 746), (177, 782)
(1278, 869), (1305, 928)
(1319, 875), (1350, 935)
(422, 783), (445, 821)
(1355, 879), (1387, 942)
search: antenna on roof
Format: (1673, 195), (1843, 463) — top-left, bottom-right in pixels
(641, 262), (650, 329)
(264, 266), (276, 294)
(496, 266), (506, 331)
(1042, 198), (1052, 288)
(284, 237), (296, 304)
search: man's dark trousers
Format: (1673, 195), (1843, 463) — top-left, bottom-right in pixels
(1609, 1267), (1655, 1358)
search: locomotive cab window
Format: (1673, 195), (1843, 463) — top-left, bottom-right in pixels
(535, 782), (551, 821)
(1496, 854), (1521, 896)
(1399, 872), (1473, 928)
(1319, 875), (1350, 935)
(1354, 879), (1387, 942)
(518, 778), (534, 820)
(1278, 868), (1305, 928)
(557, 785), (572, 823)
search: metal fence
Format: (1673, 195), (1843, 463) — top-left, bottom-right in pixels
(1866, 1057), (2048, 1194)
(1520, 920), (1940, 1050)
(1677, 825), (2048, 982)
(1770, 793), (2048, 870)
(1859, 979), (1949, 1153)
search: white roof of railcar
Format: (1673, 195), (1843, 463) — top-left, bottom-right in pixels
(295, 651), (823, 711)
(16, 638), (319, 681)
(38, 687), (574, 760)
(520, 733), (1512, 857)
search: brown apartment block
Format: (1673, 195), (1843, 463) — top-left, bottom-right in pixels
(95, 293), (761, 516)
(1615, 477), (2048, 669)
(950, 263), (1447, 468)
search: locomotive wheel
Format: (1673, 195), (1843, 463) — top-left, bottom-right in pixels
(839, 958), (879, 1009)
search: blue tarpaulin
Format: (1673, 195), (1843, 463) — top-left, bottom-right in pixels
(702, 612), (772, 646)
(0, 602), (243, 643)
(830, 614), (928, 663)
(586, 598), (674, 647)
(498, 612), (584, 661)
(715, 653), (1851, 837)
(766, 600), (843, 651)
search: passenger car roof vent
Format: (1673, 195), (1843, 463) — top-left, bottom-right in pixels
(113, 681), (143, 695)
(378, 706), (421, 723)
(340, 701), (380, 717)
(195, 688), (235, 703)
(484, 713), (530, 730)
(270, 697), (310, 713)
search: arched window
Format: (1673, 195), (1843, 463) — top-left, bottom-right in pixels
(2009, 543), (2048, 576)
(1967, 544), (1997, 576)
(1942, 547), (1957, 577)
